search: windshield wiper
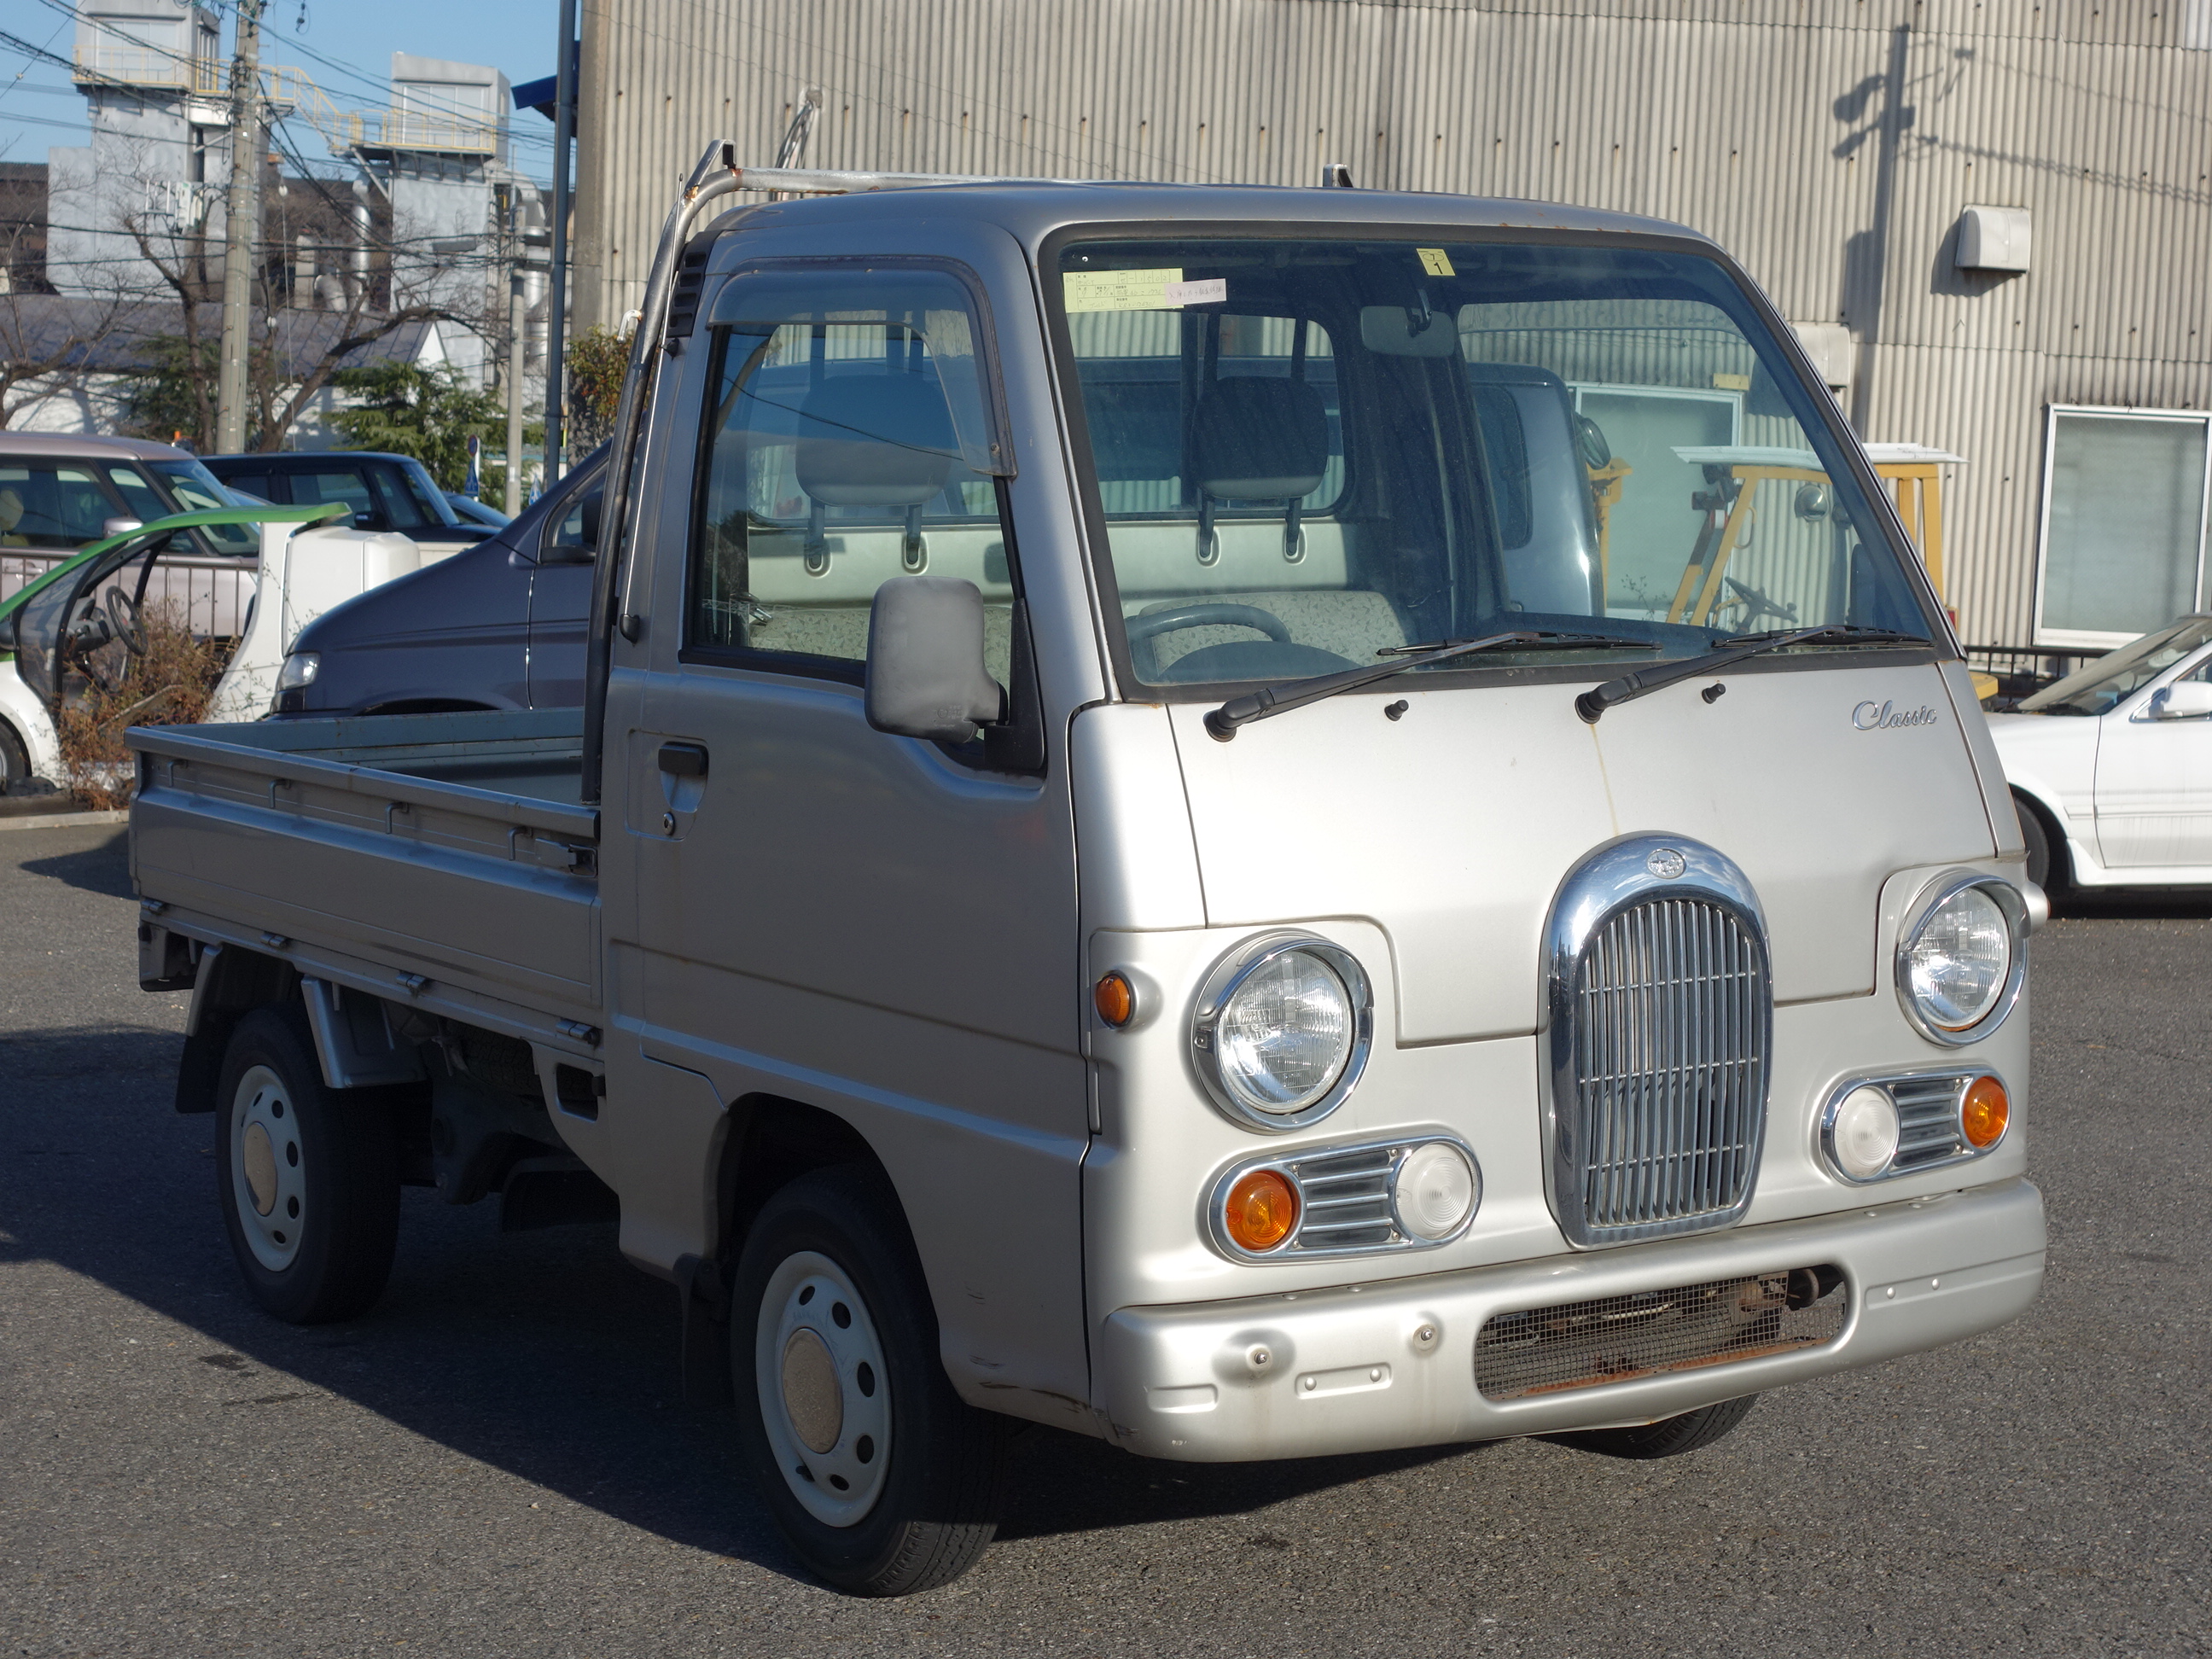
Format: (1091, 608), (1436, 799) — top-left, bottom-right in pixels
(1204, 631), (1657, 739)
(1575, 625), (1932, 724)
(1376, 630), (1657, 657)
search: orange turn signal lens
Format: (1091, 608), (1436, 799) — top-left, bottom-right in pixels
(1093, 970), (1135, 1028)
(1961, 1074), (2010, 1150)
(1225, 1168), (1300, 1253)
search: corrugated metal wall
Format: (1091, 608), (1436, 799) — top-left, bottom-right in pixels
(575, 0), (2212, 646)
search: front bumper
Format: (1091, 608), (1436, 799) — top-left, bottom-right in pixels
(1095, 1177), (2044, 1462)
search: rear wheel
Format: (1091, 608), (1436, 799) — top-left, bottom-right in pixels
(215, 1005), (399, 1323)
(731, 1165), (1007, 1596)
(1546, 1394), (1757, 1460)
(0, 719), (30, 789)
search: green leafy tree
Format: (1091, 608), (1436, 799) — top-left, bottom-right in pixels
(563, 324), (633, 454)
(119, 333), (283, 451)
(327, 361), (539, 499)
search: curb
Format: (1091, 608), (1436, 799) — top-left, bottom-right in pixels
(0, 808), (130, 834)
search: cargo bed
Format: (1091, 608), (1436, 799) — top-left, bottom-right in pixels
(129, 709), (603, 1050)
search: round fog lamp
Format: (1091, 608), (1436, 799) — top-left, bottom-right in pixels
(1392, 1142), (1479, 1241)
(1831, 1085), (1901, 1180)
(1224, 1167), (1299, 1253)
(1961, 1074), (2011, 1150)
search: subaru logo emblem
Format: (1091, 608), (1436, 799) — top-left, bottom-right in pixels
(1646, 847), (1686, 880)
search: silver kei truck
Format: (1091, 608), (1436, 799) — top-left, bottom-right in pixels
(128, 149), (2047, 1596)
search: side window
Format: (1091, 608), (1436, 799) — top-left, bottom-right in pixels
(687, 264), (1014, 681)
(291, 469), (380, 528)
(107, 466), (171, 526)
(544, 472), (604, 556)
(0, 464), (119, 547)
(370, 466), (435, 529)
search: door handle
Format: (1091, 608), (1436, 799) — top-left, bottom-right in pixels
(657, 742), (708, 777)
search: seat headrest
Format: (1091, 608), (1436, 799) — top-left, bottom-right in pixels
(1190, 376), (1329, 502)
(795, 373), (958, 508)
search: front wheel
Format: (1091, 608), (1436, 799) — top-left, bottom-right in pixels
(2014, 792), (2066, 897)
(1545, 1394), (1757, 1460)
(731, 1165), (1007, 1596)
(215, 1005), (400, 1323)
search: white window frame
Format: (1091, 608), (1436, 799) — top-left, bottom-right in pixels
(2034, 404), (2212, 650)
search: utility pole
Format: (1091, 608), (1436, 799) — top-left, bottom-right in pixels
(504, 189), (527, 515)
(215, 0), (265, 453)
(542, 0), (576, 483)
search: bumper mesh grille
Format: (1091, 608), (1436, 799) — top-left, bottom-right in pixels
(1473, 1266), (1848, 1400)
(1561, 894), (1769, 1244)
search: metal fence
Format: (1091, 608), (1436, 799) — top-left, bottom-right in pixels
(1, 552), (255, 642)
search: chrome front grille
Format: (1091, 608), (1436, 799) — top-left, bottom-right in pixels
(1545, 840), (1773, 1249)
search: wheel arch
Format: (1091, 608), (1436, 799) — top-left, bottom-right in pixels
(2008, 782), (2076, 886)
(677, 1093), (906, 1411)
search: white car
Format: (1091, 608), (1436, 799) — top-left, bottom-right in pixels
(1988, 616), (2212, 893)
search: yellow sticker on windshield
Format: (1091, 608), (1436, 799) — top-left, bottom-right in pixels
(1417, 247), (1456, 276)
(1063, 268), (1229, 311)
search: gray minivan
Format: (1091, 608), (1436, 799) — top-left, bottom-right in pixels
(269, 450), (605, 718)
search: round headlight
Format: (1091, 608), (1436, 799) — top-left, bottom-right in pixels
(1393, 1141), (1480, 1241)
(1193, 937), (1372, 1130)
(1829, 1084), (1901, 1179)
(1898, 877), (2024, 1044)
(1218, 950), (1351, 1110)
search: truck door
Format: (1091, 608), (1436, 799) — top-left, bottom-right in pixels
(602, 257), (1090, 1413)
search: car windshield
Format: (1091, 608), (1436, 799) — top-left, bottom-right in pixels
(145, 459), (259, 556)
(2015, 618), (2212, 715)
(1051, 236), (1932, 690)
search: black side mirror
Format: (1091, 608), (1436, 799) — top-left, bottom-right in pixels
(864, 577), (1004, 743)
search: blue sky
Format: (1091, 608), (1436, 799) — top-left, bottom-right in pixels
(1, 1), (562, 183)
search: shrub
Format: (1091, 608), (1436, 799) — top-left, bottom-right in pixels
(55, 602), (227, 810)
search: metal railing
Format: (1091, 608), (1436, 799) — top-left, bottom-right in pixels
(1, 551), (254, 642)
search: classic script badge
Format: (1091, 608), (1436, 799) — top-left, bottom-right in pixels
(1852, 699), (1941, 731)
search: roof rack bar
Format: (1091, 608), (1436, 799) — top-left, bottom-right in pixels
(728, 165), (1099, 195)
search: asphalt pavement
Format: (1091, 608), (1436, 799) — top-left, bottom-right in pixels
(2, 824), (2204, 1657)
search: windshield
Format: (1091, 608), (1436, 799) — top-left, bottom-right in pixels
(2016, 619), (2212, 715)
(145, 459), (259, 555)
(1053, 237), (1931, 689)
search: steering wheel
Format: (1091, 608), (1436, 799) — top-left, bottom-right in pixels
(104, 587), (148, 657)
(1125, 603), (1293, 645)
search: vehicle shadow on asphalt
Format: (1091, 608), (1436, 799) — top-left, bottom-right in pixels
(16, 827), (137, 900)
(0, 1020), (1466, 1587)
(2052, 889), (2212, 921)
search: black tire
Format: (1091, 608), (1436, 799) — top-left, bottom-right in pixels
(214, 1004), (400, 1323)
(1546, 1394), (1758, 1460)
(2013, 791), (2067, 898)
(0, 719), (30, 789)
(731, 1164), (1007, 1596)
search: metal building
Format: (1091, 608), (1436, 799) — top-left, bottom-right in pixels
(573, 0), (2212, 652)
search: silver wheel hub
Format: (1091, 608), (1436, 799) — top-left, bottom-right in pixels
(756, 1250), (890, 1528)
(230, 1065), (303, 1272)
